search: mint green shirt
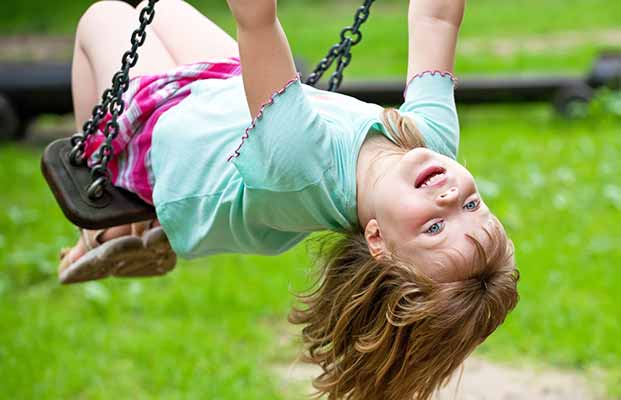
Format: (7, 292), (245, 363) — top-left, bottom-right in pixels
(151, 73), (459, 258)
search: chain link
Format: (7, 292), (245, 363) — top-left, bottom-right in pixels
(69, 0), (159, 199)
(305, 0), (375, 91)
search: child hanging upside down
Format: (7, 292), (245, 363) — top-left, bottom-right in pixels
(60, 0), (519, 398)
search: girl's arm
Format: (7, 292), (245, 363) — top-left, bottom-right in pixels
(407, 0), (466, 81)
(226, 0), (297, 117)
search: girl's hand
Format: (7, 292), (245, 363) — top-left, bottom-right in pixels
(226, 0), (277, 30)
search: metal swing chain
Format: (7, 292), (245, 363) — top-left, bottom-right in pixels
(304, 0), (375, 91)
(69, 0), (159, 200)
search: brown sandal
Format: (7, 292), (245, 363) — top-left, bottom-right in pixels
(58, 221), (176, 285)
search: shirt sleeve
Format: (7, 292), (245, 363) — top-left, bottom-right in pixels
(398, 72), (460, 159)
(228, 78), (334, 192)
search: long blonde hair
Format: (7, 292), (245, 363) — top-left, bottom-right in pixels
(288, 109), (519, 400)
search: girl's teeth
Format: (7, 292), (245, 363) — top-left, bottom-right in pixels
(421, 172), (445, 187)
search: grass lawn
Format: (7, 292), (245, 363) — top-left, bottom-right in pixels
(1, 0), (621, 398)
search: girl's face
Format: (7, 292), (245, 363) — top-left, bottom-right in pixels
(368, 147), (492, 281)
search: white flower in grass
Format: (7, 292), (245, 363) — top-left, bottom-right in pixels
(476, 178), (499, 199)
(554, 167), (575, 184)
(554, 193), (568, 210)
(128, 282), (143, 299)
(528, 169), (545, 189)
(603, 184), (621, 210)
(83, 282), (110, 305)
(599, 162), (614, 175)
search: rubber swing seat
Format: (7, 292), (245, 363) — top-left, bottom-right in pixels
(41, 137), (156, 229)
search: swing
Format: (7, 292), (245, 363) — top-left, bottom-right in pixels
(41, 0), (375, 230)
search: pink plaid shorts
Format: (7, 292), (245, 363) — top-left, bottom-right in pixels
(84, 57), (242, 205)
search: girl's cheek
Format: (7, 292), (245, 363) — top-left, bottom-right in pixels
(398, 201), (429, 233)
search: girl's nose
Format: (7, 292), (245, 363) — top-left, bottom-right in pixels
(437, 186), (459, 205)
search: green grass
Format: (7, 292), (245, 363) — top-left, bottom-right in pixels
(2, 0), (621, 398)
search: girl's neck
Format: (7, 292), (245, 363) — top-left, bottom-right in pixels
(356, 133), (402, 229)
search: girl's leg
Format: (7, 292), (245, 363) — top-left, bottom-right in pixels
(72, 0), (177, 128)
(135, 0), (239, 65)
(64, 1), (175, 266)
(71, 42), (99, 132)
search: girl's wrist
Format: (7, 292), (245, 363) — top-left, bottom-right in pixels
(236, 18), (279, 35)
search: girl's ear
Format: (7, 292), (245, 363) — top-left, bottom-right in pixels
(364, 219), (387, 260)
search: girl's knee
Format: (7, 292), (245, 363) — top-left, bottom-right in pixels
(135, 0), (180, 12)
(77, 1), (135, 37)
(134, 0), (150, 11)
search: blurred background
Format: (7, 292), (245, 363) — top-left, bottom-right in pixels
(0, 0), (620, 399)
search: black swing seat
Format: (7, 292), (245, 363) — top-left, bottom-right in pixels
(41, 137), (156, 230)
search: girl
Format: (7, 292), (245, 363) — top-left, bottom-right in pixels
(60, 0), (519, 398)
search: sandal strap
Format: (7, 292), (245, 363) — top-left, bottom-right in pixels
(59, 247), (71, 260)
(130, 219), (158, 237)
(81, 229), (106, 251)
(76, 220), (157, 252)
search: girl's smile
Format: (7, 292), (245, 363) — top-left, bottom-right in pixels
(415, 165), (447, 188)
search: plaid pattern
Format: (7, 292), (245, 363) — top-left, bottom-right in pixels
(84, 57), (242, 204)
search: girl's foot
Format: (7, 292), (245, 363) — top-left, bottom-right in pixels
(58, 221), (176, 284)
(59, 225), (132, 271)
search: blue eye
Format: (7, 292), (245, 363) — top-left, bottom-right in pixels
(464, 199), (480, 211)
(425, 221), (444, 235)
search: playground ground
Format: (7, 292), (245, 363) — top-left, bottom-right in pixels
(1, 1), (620, 398)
